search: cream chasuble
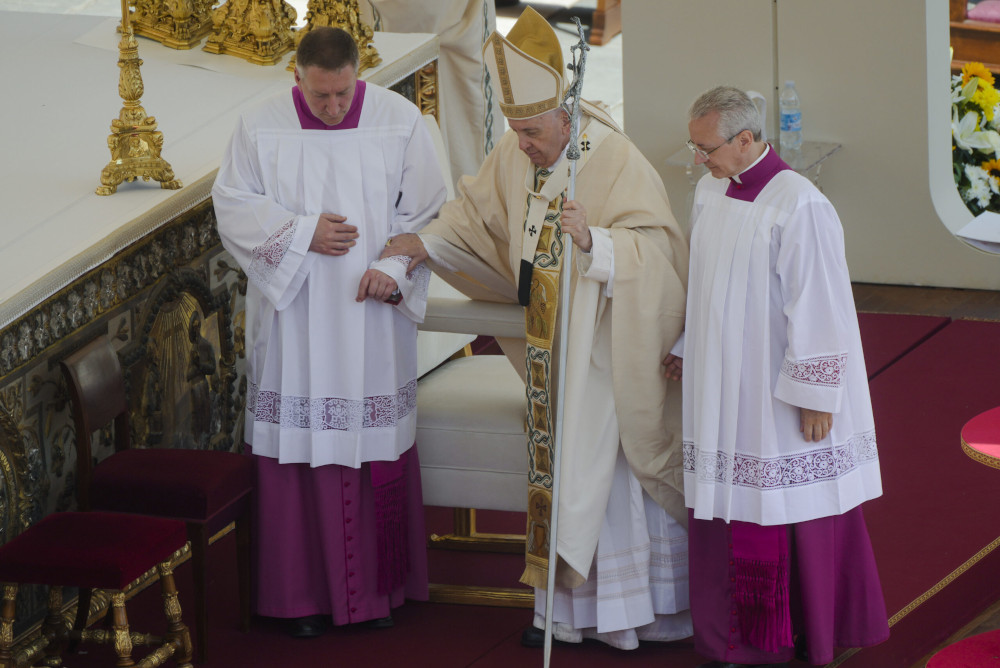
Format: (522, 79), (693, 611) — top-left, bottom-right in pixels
(420, 106), (689, 586)
(213, 85), (447, 467)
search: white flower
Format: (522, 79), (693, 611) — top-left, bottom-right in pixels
(984, 129), (1000, 156)
(964, 164), (996, 207)
(953, 107), (999, 153)
(952, 76), (965, 103)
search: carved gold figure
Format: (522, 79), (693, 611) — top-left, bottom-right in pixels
(286, 0), (380, 73)
(203, 0), (297, 66)
(97, 0), (182, 196)
(129, 0), (217, 49)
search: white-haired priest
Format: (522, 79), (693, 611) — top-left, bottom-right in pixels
(382, 7), (692, 650)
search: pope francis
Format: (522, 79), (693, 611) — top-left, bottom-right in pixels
(383, 7), (692, 650)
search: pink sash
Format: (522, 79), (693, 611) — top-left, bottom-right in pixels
(732, 522), (793, 652)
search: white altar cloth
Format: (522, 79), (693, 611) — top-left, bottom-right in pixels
(0, 12), (438, 331)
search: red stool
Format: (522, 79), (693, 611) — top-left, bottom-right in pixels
(961, 405), (1000, 469)
(0, 511), (191, 668)
(927, 629), (1000, 666)
(61, 335), (254, 663)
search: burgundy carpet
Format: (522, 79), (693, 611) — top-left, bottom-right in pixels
(26, 314), (1000, 667)
(841, 318), (1000, 667)
(48, 521), (706, 668)
(856, 312), (949, 379)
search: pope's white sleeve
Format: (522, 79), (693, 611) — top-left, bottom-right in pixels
(575, 227), (615, 298)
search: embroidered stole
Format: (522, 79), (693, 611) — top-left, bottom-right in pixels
(518, 123), (610, 589)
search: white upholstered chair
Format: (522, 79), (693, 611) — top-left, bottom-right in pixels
(415, 116), (532, 607)
(416, 296), (531, 607)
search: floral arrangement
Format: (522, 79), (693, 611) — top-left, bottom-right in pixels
(952, 62), (1000, 215)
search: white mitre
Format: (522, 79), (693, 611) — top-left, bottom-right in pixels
(482, 7), (566, 120)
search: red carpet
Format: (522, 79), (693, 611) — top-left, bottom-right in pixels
(856, 312), (949, 379)
(53, 522), (705, 668)
(27, 314), (1000, 667)
(841, 318), (1000, 667)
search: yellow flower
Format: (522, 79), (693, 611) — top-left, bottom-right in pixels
(963, 62), (996, 88)
(982, 159), (1000, 174)
(974, 84), (1000, 121)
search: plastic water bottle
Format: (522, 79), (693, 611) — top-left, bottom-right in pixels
(779, 80), (803, 151)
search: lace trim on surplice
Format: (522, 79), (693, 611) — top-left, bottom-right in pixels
(779, 352), (847, 388)
(682, 430), (878, 490)
(247, 379), (417, 431)
(248, 219), (296, 286)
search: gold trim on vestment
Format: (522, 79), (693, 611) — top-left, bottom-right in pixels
(519, 167), (565, 590)
(500, 98), (560, 119)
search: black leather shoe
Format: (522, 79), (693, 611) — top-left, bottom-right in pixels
(521, 626), (544, 648)
(287, 614), (330, 638)
(364, 615), (394, 629)
(520, 626), (570, 648)
(794, 634), (808, 662)
(696, 662), (789, 668)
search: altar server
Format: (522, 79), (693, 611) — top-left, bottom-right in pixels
(382, 7), (692, 650)
(663, 86), (889, 667)
(212, 27), (446, 638)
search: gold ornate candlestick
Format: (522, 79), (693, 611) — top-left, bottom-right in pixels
(203, 0), (297, 66)
(287, 0), (380, 73)
(97, 0), (182, 196)
(128, 0), (218, 50)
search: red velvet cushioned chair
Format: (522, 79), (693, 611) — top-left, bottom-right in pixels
(61, 335), (254, 663)
(0, 511), (192, 667)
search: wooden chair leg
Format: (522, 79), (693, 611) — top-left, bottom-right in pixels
(110, 591), (137, 668)
(68, 585), (92, 653)
(0, 584), (17, 668)
(41, 586), (68, 666)
(159, 562), (193, 668)
(235, 514), (252, 633)
(188, 524), (209, 663)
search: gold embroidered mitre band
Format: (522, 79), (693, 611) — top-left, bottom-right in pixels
(483, 7), (566, 120)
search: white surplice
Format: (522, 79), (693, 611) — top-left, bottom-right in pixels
(213, 84), (447, 467)
(680, 168), (882, 525)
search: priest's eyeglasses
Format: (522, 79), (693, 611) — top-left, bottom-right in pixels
(686, 132), (741, 159)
